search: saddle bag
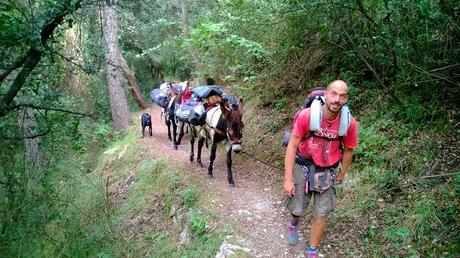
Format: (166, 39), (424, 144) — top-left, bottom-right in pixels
(296, 151), (336, 193)
(175, 103), (193, 122)
(308, 168), (333, 193)
(188, 104), (206, 126)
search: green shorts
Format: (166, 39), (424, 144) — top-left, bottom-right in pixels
(286, 164), (336, 217)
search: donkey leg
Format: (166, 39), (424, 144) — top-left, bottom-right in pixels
(226, 147), (235, 186)
(142, 126), (145, 138)
(177, 122), (185, 145)
(190, 134), (195, 162)
(208, 143), (218, 178)
(172, 119), (178, 150)
(197, 137), (205, 167)
(149, 125), (152, 136)
(166, 120), (172, 140)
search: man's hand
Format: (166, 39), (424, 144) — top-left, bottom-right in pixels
(284, 179), (295, 197)
(336, 170), (345, 184)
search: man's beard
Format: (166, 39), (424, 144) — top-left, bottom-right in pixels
(326, 102), (342, 113)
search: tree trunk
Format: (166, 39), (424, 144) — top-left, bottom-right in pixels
(118, 53), (148, 109)
(147, 56), (164, 81)
(64, 28), (86, 98)
(3, 69), (45, 171)
(101, 1), (131, 132)
(181, 0), (201, 73)
(20, 108), (45, 171)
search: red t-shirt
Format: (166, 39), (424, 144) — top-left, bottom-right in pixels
(292, 108), (358, 167)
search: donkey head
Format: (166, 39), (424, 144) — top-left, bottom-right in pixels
(220, 99), (244, 153)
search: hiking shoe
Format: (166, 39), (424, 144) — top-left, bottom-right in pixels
(287, 223), (299, 245)
(305, 250), (320, 258)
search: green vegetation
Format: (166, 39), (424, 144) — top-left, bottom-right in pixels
(0, 124), (223, 257)
(1, 0), (458, 257)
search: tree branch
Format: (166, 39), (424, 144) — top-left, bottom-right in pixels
(45, 47), (91, 74)
(2, 128), (51, 140)
(117, 53), (148, 109)
(17, 103), (94, 118)
(0, 54), (29, 83)
(330, 0), (385, 88)
(400, 58), (460, 87)
(420, 172), (460, 179)
(0, 48), (43, 117)
(355, 0), (378, 27)
(0, 0), (83, 118)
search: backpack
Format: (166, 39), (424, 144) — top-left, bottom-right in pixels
(304, 87), (327, 108)
(282, 87), (351, 147)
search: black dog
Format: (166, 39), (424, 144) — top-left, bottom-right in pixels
(141, 113), (152, 137)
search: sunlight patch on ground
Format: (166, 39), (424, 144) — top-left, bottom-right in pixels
(104, 146), (119, 155)
(215, 236), (251, 258)
(118, 145), (127, 159)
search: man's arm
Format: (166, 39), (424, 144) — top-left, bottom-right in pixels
(284, 134), (301, 197)
(336, 148), (353, 183)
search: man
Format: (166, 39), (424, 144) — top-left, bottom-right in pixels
(284, 80), (358, 257)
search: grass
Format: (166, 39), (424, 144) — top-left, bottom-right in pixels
(338, 105), (460, 257)
(0, 120), (225, 258)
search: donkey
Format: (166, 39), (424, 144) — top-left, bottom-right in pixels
(163, 83), (185, 150)
(189, 99), (244, 186)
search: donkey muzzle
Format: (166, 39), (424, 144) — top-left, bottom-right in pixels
(231, 140), (242, 153)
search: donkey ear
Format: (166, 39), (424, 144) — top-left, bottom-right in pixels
(238, 98), (244, 116)
(220, 101), (231, 119)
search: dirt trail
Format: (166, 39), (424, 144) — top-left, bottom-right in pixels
(140, 106), (308, 257)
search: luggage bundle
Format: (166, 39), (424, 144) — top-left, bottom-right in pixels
(150, 82), (183, 108)
(191, 85), (223, 99)
(150, 88), (168, 108)
(154, 84), (240, 126)
(175, 85), (231, 126)
(175, 99), (201, 122)
(187, 102), (206, 126)
(223, 92), (240, 110)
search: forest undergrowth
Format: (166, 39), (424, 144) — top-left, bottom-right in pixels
(237, 80), (460, 257)
(0, 126), (223, 257)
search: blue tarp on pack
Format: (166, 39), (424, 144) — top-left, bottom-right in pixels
(223, 92), (240, 110)
(191, 85), (223, 98)
(150, 88), (168, 108)
(175, 99), (202, 122)
(150, 83), (184, 108)
(188, 103), (206, 126)
(171, 83), (183, 92)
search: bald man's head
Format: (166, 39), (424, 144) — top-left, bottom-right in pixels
(327, 80), (349, 93)
(325, 80), (349, 114)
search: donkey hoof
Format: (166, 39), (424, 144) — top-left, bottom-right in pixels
(190, 156), (194, 162)
(207, 174), (213, 178)
(197, 161), (203, 167)
(228, 182), (235, 187)
(174, 145), (178, 150)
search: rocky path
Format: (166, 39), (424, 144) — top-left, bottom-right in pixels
(139, 106), (311, 257)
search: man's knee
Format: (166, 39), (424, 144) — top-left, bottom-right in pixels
(312, 214), (326, 224)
